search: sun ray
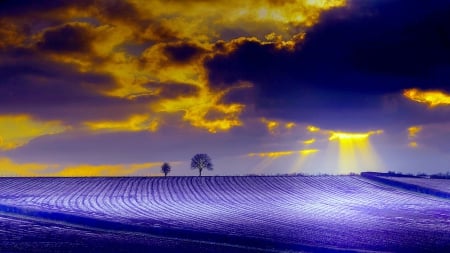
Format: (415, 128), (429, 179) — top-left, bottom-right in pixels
(327, 130), (383, 174)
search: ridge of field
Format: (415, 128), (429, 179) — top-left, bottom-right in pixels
(0, 214), (280, 253)
(381, 177), (450, 193)
(361, 172), (450, 199)
(0, 176), (449, 252)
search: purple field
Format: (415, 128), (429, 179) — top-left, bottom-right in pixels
(0, 176), (449, 252)
(381, 176), (450, 193)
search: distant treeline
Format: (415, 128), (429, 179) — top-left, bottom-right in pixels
(243, 171), (450, 178)
(384, 171), (450, 179)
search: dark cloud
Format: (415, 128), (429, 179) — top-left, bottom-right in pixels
(36, 23), (95, 53)
(95, 0), (139, 23)
(163, 42), (207, 64)
(0, 49), (149, 123)
(205, 0), (450, 128)
(0, 0), (91, 17)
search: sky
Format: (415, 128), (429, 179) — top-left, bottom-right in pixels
(1, 0), (450, 176)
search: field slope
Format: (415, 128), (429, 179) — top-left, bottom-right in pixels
(361, 172), (450, 199)
(0, 176), (449, 252)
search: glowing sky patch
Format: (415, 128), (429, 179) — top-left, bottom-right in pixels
(307, 125), (321, 133)
(0, 157), (60, 177)
(328, 130), (383, 141)
(408, 142), (418, 148)
(285, 122), (296, 129)
(84, 114), (159, 132)
(327, 130), (384, 173)
(261, 118), (280, 134)
(404, 88), (450, 107)
(303, 138), (316, 145)
(290, 149), (319, 173)
(0, 157), (163, 177)
(0, 115), (68, 150)
(155, 88), (245, 133)
(407, 125), (422, 148)
(248, 149), (319, 158)
(57, 162), (162, 177)
(248, 150), (294, 158)
(408, 126), (422, 139)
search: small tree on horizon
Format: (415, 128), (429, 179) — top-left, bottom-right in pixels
(161, 162), (171, 177)
(191, 154), (213, 176)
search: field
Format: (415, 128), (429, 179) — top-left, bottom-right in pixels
(0, 176), (449, 252)
(379, 176), (450, 193)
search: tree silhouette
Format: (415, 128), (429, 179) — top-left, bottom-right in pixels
(161, 162), (171, 177)
(191, 154), (213, 176)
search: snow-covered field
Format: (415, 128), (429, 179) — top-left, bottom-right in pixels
(0, 176), (449, 252)
(381, 176), (450, 193)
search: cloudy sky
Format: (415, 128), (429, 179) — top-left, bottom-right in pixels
(1, 0), (450, 176)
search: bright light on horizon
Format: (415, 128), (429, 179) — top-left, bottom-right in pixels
(327, 130), (384, 174)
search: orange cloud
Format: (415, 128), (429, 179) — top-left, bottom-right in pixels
(403, 88), (450, 107)
(0, 114), (69, 150)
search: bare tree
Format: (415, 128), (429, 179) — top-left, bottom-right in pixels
(161, 162), (171, 177)
(191, 154), (213, 176)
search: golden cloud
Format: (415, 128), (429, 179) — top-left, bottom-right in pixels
(261, 118), (280, 134)
(328, 130), (383, 141)
(0, 157), (60, 177)
(303, 138), (316, 145)
(306, 125), (321, 133)
(408, 141), (418, 148)
(408, 125), (422, 139)
(285, 122), (296, 129)
(407, 125), (422, 148)
(0, 115), (69, 150)
(0, 157), (162, 177)
(86, 0), (346, 133)
(0, 20), (25, 49)
(248, 149), (319, 158)
(4, 0), (348, 134)
(260, 118), (297, 134)
(84, 114), (159, 132)
(403, 88), (450, 107)
(57, 162), (161, 177)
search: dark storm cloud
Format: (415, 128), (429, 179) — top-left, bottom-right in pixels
(95, 0), (139, 22)
(205, 0), (450, 128)
(0, 0), (91, 17)
(0, 49), (116, 104)
(0, 49), (151, 123)
(163, 43), (207, 64)
(36, 23), (95, 53)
